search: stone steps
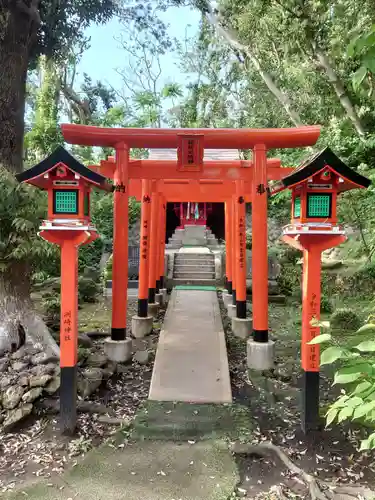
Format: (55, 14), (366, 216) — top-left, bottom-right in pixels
(175, 264), (215, 273)
(171, 278), (218, 286)
(173, 271), (215, 279)
(174, 257), (215, 265)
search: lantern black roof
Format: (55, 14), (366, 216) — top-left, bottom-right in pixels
(280, 147), (371, 192)
(16, 146), (110, 190)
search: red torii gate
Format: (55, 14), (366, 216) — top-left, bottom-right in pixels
(62, 124), (320, 363)
(91, 156), (295, 337)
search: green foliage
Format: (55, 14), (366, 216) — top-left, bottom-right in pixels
(245, 232), (252, 250)
(129, 197), (141, 225)
(41, 292), (61, 331)
(0, 167), (57, 272)
(25, 56), (63, 164)
(311, 321), (375, 450)
(330, 308), (362, 332)
(31, 1), (119, 66)
(103, 254), (113, 282)
(277, 263), (301, 297)
(321, 295), (333, 314)
(78, 276), (100, 303)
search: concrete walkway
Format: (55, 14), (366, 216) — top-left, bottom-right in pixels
(149, 288), (232, 403)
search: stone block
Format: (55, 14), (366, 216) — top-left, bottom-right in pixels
(155, 293), (164, 307)
(247, 339), (275, 371)
(148, 303), (159, 319)
(104, 338), (132, 363)
(222, 293), (232, 308)
(160, 288), (168, 303)
(227, 304), (236, 318)
(232, 317), (252, 340)
(131, 315), (153, 338)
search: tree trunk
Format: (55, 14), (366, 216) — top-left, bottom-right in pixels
(203, 7), (303, 126)
(0, 4), (59, 356)
(311, 42), (366, 138)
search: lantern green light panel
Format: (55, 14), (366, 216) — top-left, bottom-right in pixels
(291, 168), (338, 224)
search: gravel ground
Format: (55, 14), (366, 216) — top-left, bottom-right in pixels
(218, 292), (375, 499)
(0, 297), (165, 493)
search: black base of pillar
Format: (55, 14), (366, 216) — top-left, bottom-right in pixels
(232, 289), (236, 305)
(111, 327), (126, 341)
(148, 287), (156, 303)
(60, 365), (77, 435)
(155, 280), (161, 293)
(253, 329), (268, 342)
(236, 300), (247, 319)
(227, 280), (233, 295)
(301, 370), (321, 433)
(138, 298), (148, 318)
(224, 277), (228, 289)
(159, 276), (165, 289)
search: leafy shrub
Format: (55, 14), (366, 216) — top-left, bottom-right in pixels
(78, 276), (100, 303)
(41, 292), (60, 331)
(330, 308), (362, 332)
(246, 232), (252, 250)
(310, 323), (375, 451)
(321, 295), (333, 313)
(279, 246), (301, 265)
(78, 238), (104, 273)
(103, 254), (113, 282)
(277, 263), (301, 297)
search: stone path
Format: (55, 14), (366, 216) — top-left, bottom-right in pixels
(149, 288), (232, 403)
(4, 440), (238, 500)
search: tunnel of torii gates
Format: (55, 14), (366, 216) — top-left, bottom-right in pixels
(16, 123), (371, 435)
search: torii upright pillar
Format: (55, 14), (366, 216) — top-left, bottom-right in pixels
(132, 179), (154, 338)
(148, 184), (160, 318)
(231, 181), (252, 339)
(227, 195), (237, 319)
(105, 143), (132, 363)
(158, 196), (168, 304)
(247, 144), (274, 370)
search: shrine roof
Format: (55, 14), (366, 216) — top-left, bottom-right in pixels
(281, 147), (371, 191)
(16, 146), (110, 189)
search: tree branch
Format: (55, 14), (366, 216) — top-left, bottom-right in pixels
(311, 42), (366, 138)
(15, 0), (41, 26)
(203, 3), (303, 126)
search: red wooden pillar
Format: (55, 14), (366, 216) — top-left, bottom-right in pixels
(39, 229), (93, 435)
(225, 200), (233, 294)
(231, 195), (237, 305)
(252, 144), (268, 342)
(111, 144), (129, 340)
(235, 181), (247, 318)
(148, 184), (159, 303)
(159, 196), (167, 289)
(138, 179), (152, 317)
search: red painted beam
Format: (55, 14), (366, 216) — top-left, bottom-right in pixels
(62, 124), (320, 149)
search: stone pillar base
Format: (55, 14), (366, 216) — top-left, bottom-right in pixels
(247, 339), (275, 371)
(222, 293), (232, 308)
(232, 317), (252, 339)
(104, 338), (132, 363)
(227, 304), (236, 318)
(131, 315), (153, 338)
(160, 288), (168, 303)
(148, 303), (159, 318)
(155, 292), (163, 307)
